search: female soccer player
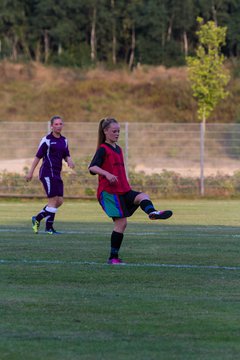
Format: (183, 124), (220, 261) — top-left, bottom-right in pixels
(26, 115), (75, 234)
(89, 117), (173, 264)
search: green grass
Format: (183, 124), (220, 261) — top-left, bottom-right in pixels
(1, 199), (240, 359)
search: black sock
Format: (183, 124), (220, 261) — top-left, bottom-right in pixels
(35, 205), (48, 222)
(109, 231), (124, 259)
(140, 199), (156, 215)
(45, 212), (56, 231)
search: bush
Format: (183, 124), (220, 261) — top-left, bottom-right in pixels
(2, 167), (240, 199)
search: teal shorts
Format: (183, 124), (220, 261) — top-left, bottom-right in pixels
(99, 190), (140, 218)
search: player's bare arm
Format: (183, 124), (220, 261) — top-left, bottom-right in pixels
(65, 156), (75, 169)
(26, 157), (40, 182)
(89, 165), (118, 183)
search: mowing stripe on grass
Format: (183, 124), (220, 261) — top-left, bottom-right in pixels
(0, 228), (237, 237)
(0, 258), (240, 271)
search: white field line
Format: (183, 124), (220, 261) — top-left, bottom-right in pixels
(0, 228), (172, 236)
(0, 228), (238, 237)
(0, 258), (239, 271)
(1, 227), (239, 270)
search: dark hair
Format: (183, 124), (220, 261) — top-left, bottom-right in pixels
(97, 117), (118, 147)
(50, 115), (63, 126)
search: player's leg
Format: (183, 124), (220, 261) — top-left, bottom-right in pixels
(44, 177), (64, 233)
(44, 196), (59, 233)
(134, 192), (173, 220)
(108, 217), (127, 264)
(31, 178), (51, 234)
(45, 196), (63, 234)
(31, 177), (63, 234)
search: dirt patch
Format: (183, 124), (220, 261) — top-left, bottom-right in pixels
(0, 158), (33, 174)
(1, 157), (239, 178)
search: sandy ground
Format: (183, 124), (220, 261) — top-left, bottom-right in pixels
(134, 158), (240, 177)
(135, 164), (240, 177)
(1, 158), (240, 177)
(0, 158), (33, 174)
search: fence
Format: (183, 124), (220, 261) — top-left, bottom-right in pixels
(1, 122), (240, 198)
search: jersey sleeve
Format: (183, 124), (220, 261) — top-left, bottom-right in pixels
(89, 147), (106, 171)
(63, 139), (70, 159)
(35, 137), (49, 159)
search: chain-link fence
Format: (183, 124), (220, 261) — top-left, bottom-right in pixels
(1, 122), (240, 198)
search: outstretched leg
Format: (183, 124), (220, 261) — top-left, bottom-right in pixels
(134, 193), (173, 220)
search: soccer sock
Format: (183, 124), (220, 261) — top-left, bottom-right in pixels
(35, 205), (48, 222)
(139, 199), (156, 214)
(109, 231), (124, 259)
(45, 206), (58, 231)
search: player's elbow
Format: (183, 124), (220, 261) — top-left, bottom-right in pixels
(88, 166), (96, 175)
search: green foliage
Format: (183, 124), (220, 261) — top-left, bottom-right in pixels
(2, 166), (240, 199)
(186, 17), (230, 122)
(0, 1), (240, 68)
(50, 43), (92, 68)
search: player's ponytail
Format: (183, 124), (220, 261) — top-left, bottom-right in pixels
(97, 117), (118, 148)
(97, 119), (106, 148)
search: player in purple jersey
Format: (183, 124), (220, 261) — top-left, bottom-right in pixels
(26, 116), (75, 234)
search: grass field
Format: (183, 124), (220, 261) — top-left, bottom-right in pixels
(1, 199), (240, 360)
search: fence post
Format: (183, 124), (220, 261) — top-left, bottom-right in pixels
(200, 121), (205, 196)
(47, 120), (51, 133)
(125, 122), (129, 179)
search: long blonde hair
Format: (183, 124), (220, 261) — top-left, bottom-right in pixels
(97, 117), (118, 148)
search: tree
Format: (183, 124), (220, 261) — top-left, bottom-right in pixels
(116, 0), (143, 69)
(136, 0), (167, 65)
(187, 17), (229, 125)
(32, 0), (66, 63)
(186, 17), (230, 195)
(0, 0), (31, 61)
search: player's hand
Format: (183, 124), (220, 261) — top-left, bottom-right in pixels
(25, 174), (32, 182)
(68, 160), (75, 169)
(106, 173), (118, 184)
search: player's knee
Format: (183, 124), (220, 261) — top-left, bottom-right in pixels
(114, 218), (127, 233)
(135, 192), (150, 204)
(57, 198), (64, 207)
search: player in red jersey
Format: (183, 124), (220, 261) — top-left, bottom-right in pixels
(89, 117), (173, 264)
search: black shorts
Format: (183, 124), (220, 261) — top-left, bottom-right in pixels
(40, 176), (64, 198)
(99, 190), (141, 218)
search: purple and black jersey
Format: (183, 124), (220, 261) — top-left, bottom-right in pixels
(36, 133), (70, 179)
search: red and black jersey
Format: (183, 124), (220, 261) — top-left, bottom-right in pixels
(89, 143), (131, 199)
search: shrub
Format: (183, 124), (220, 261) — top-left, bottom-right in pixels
(2, 166), (240, 199)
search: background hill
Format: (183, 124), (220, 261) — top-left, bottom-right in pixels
(0, 61), (239, 123)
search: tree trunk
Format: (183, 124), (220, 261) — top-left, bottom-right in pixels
(212, 5), (218, 26)
(35, 40), (41, 62)
(167, 15), (174, 42)
(21, 34), (32, 60)
(129, 23), (135, 70)
(58, 43), (62, 56)
(200, 113), (206, 196)
(12, 34), (18, 61)
(44, 30), (49, 63)
(91, 6), (96, 62)
(183, 31), (188, 57)
(111, 0), (116, 65)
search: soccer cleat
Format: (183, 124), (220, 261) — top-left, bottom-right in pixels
(32, 216), (40, 234)
(107, 258), (125, 265)
(149, 210), (173, 220)
(45, 228), (61, 235)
